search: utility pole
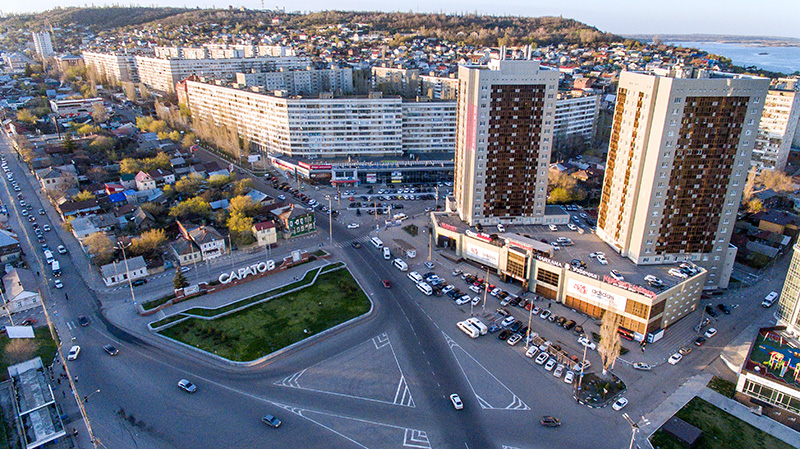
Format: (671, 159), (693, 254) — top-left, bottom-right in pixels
(575, 344), (588, 403)
(481, 266), (489, 314)
(117, 242), (137, 307)
(326, 195), (332, 243)
(622, 413), (640, 449)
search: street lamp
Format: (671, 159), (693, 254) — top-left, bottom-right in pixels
(117, 241), (137, 306)
(325, 195), (332, 243)
(84, 389), (101, 402)
(622, 412), (640, 449)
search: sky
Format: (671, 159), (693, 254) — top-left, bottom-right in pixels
(2, 0), (798, 39)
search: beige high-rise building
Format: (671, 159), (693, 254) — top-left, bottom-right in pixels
(751, 78), (800, 172)
(777, 243), (800, 336)
(453, 53), (559, 226)
(597, 68), (769, 289)
(32, 31), (54, 58)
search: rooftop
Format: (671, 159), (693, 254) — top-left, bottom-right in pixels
(743, 327), (800, 391)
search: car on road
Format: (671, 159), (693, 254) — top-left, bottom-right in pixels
(261, 414), (282, 428)
(717, 304), (731, 315)
(277, 195), (286, 200)
(43, 224), (51, 232)
(609, 270), (624, 281)
(38, 209), (45, 215)
(596, 255), (608, 265)
(347, 223), (360, 229)
(132, 279), (147, 287)
(544, 359), (557, 371)
(451, 269), (462, 276)
(54, 280), (63, 289)
(450, 393), (464, 410)
(668, 353), (683, 365)
(762, 291), (779, 308)
(633, 362), (652, 371)
(578, 337), (596, 350)
(548, 225), (558, 231)
(103, 344), (119, 356)
(382, 279), (391, 289)
(612, 397), (629, 411)
(67, 345), (81, 361)
(180, 266), (191, 273)
(567, 223), (577, 231)
(78, 316), (89, 327)
(351, 241), (361, 248)
(535, 352), (549, 365)
(564, 370), (575, 384)
(704, 328), (717, 338)
(704, 305), (719, 318)
(540, 416), (561, 427)
(21, 318), (36, 326)
(507, 334), (522, 346)
(178, 379), (197, 393)
(57, 245), (67, 254)
(496, 224), (505, 233)
(694, 337), (707, 346)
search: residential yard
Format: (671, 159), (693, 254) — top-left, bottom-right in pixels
(160, 267), (370, 361)
(650, 397), (794, 449)
(0, 327), (58, 382)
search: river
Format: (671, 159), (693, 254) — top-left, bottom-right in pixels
(665, 41), (800, 74)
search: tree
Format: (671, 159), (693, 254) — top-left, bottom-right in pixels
(759, 169), (794, 193)
(747, 199), (764, 213)
(173, 270), (189, 290)
(84, 232), (114, 266)
(743, 166), (758, 203)
(232, 178), (254, 197)
(76, 124), (99, 136)
(73, 190), (96, 201)
(598, 312), (622, 376)
(175, 174), (204, 196)
(228, 195), (255, 216)
(227, 212), (254, 246)
(86, 167), (108, 183)
(119, 158), (143, 175)
(181, 132), (197, 149)
(169, 197), (211, 220)
(17, 109), (36, 125)
(88, 135), (116, 155)
(92, 102), (108, 124)
(130, 229), (166, 258)
(123, 82), (137, 102)
(208, 174), (232, 189)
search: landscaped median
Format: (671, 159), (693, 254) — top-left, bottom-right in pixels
(151, 262), (369, 362)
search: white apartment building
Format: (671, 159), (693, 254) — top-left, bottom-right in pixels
(82, 51), (139, 84)
(32, 31), (54, 58)
(751, 79), (800, 172)
(420, 75), (460, 100)
(453, 51), (559, 226)
(235, 67), (354, 96)
(401, 101), (457, 153)
(178, 80), (403, 157)
(596, 68), (769, 289)
(154, 45), (295, 59)
(372, 67), (420, 96)
(554, 94), (600, 143)
(136, 55), (310, 93)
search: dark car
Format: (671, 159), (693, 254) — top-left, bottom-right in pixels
(132, 279), (147, 286)
(487, 324), (501, 333)
(496, 307), (510, 317)
(704, 305), (719, 318)
(103, 344), (119, 355)
(261, 414), (282, 428)
(540, 416), (561, 427)
(509, 321), (523, 333)
(717, 304), (731, 315)
(78, 316), (89, 327)
(555, 316), (567, 326)
(497, 330), (511, 340)
(694, 337), (707, 346)
(563, 320), (577, 330)
(21, 318), (36, 326)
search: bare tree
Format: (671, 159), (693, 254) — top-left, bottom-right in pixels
(742, 166), (758, 203)
(760, 169), (794, 193)
(598, 311), (622, 376)
(123, 82), (137, 102)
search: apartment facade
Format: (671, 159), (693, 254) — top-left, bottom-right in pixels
(235, 67), (354, 96)
(82, 51), (139, 84)
(420, 75), (459, 100)
(372, 67), (420, 97)
(751, 80), (800, 172)
(597, 69), (769, 289)
(401, 101), (457, 153)
(777, 243), (800, 336)
(554, 94), (600, 143)
(32, 31), (54, 58)
(453, 55), (559, 226)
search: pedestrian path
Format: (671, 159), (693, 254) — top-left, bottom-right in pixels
(639, 373), (712, 446)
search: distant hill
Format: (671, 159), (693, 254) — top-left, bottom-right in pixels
(0, 6), (190, 32)
(625, 34), (800, 47)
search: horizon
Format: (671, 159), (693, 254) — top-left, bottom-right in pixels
(2, 1), (798, 41)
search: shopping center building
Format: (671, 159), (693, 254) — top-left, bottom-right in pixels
(431, 212), (707, 341)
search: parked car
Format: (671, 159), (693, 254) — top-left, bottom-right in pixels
(535, 352), (549, 365)
(717, 304), (731, 315)
(544, 359), (557, 371)
(668, 353), (683, 365)
(497, 330), (511, 341)
(450, 393), (464, 410)
(103, 345), (119, 355)
(704, 328), (717, 338)
(507, 334), (522, 346)
(553, 364), (564, 378)
(578, 337), (596, 350)
(564, 370), (575, 384)
(612, 397), (629, 411)
(67, 345), (81, 361)
(57, 245), (67, 254)
(78, 316), (89, 327)
(705, 305), (719, 318)
(132, 279), (147, 286)
(694, 337), (707, 346)
(539, 310), (552, 320)
(609, 270), (624, 281)
(633, 362), (652, 371)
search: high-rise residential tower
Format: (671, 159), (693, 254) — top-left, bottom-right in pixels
(597, 68), (769, 289)
(751, 78), (800, 173)
(453, 49), (559, 226)
(777, 243), (800, 336)
(32, 31), (54, 58)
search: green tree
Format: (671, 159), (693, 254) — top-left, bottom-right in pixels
(119, 158), (143, 175)
(232, 178), (254, 197)
(17, 109), (36, 125)
(88, 135), (116, 155)
(169, 197), (211, 220)
(76, 124), (99, 136)
(173, 270), (189, 290)
(73, 190), (96, 201)
(175, 174), (204, 196)
(130, 229), (166, 258)
(208, 174), (232, 189)
(228, 195), (255, 217)
(227, 212), (254, 246)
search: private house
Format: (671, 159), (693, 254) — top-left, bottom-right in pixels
(134, 171), (156, 191)
(132, 207), (156, 230)
(177, 222), (226, 260)
(269, 204), (316, 238)
(99, 256), (148, 286)
(119, 173), (136, 190)
(169, 238), (202, 266)
(0, 229), (21, 263)
(252, 221), (277, 247)
(35, 167), (77, 193)
(245, 189), (274, 207)
(57, 199), (102, 220)
(1, 269), (41, 313)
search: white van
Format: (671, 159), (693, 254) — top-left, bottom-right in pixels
(406, 249), (416, 258)
(393, 258), (408, 272)
(407, 271), (423, 284)
(44, 250), (54, 265)
(383, 247), (391, 260)
(370, 237), (384, 249)
(416, 282), (433, 296)
(762, 291), (779, 308)
(457, 321), (480, 338)
(466, 317), (488, 336)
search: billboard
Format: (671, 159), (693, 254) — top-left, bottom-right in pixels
(366, 173), (377, 184)
(464, 241), (499, 268)
(566, 278), (628, 314)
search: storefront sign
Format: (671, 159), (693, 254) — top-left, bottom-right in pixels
(298, 161), (332, 170)
(440, 223), (458, 232)
(603, 276), (657, 299)
(535, 255), (562, 268)
(567, 264), (598, 279)
(465, 229), (493, 242)
(366, 173), (377, 184)
(464, 242), (499, 268)
(567, 279), (628, 314)
(219, 260), (276, 284)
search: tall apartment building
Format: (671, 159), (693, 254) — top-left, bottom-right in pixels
(235, 66), (354, 96)
(420, 75), (459, 100)
(554, 94), (600, 144)
(401, 101), (457, 153)
(453, 53), (559, 226)
(597, 68), (769, 289)
(136, 55), (310, 93)
(82, 52), (139, 84)
(32, 31), (54, 58)
(777, 243), (800, 336)
(751, 79), (800, 172)
(154, 45), (295, 59)
(372, 67), (420, 97)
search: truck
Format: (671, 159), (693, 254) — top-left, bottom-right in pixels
(51, 260), (61, 277)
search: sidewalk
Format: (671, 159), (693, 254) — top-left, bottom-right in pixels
(639, 373), (712, 445)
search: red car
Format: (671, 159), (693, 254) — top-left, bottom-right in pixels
(382, 280), (391, 289)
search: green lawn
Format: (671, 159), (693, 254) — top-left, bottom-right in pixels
(707, 376), (736, 398)
(650, 397), (794, 449)
(159, 268), (370, 361)
(0, 327), (58, 382)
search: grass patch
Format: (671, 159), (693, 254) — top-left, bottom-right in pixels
(0, 327), (58, 382)
(142, 293), (177, 311)
(403, 224), (418, 236)
(182, 267), (320, 318)
(650, 397), (794, 449)
(320, 262), (345, 273)
(312, 249), (326, 257)
(707, 376), (736, 398)
(160, 268), (370, 361)
(149, 314), (186, 329)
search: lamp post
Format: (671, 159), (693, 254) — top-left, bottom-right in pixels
(84, 389), (101, 402)
(325, 195), (332, 243)
(117, 242), (136, 307)
(622, 412), (640, 449)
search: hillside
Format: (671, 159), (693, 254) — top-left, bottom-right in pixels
(0, 6), (189, 32)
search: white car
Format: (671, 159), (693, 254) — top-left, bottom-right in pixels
(497, 224), (505, 233)
(544, 359), (557, 371)
(278, 195), (286, 200)
(490, 288), (502, 297)
(567, 223), (577, 231)
(468, 285), (481, 293)
(346, 223), (360, 229)
(455, 295), (471, 305)
(54, 280), (63, 289)
(57, 245), (67, 254)
(501, 316), (516, 327)
(471, 296), (481, 306)
(535, 352), (549, 365)
(507, 334), (522, 346)
(526, 346), (538, 358)
(668, 353), (683, 365)
(596, 255), (608, 265)
(589, 252), (605, 258)
(578, 337), (597, 350)
(704, 328), (717, 338)
(564, 370), (575, 384)
(612, 397), (629, 411)
(548, 225), (558, 231)
(67, 345), (81, 361)
(668, 268), (688, 279)
(553, 364), (564, 378)
(450, 393), (463, 410)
